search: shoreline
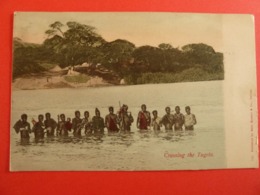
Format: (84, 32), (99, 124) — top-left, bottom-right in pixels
(12, 76), (223, 91)
(12, 75), (114, 90)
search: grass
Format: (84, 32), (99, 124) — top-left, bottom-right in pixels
(64, 74), (91, 83)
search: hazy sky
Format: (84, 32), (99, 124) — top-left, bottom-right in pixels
(13, 12), (223, 51)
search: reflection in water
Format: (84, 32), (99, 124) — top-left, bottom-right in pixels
(19, 138), (31, 146)
(16, 130), (195, 146)
(13, 128), (224, 171)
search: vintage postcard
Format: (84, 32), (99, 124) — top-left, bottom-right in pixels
(10, 12), (258, 171)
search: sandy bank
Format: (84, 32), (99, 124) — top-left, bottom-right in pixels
(12, 75), (112, 90)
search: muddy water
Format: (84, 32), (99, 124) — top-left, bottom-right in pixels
(11, 81), (225, 171)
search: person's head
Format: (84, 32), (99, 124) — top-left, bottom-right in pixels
(185, 106), (191, 114)
(45, 112), (51, 120)
(121, 104), (128, 112)
(84, 111), (89, 118)
(60, 114), (65, 121)
(109, 106), (114, 114)
(38, 114), (44, 122)
(152, 110), (158, 117)
(175, 106), (180, 114)
(75, 110), (80, 118)
(141, 104), (146, 111)
(66, 117), (71, 122)
(165, 106), (171, 114)
(95, 108), (100, 117)
(21, 114), (27, 122)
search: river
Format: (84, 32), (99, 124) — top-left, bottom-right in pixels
(10, 80), (226, 171)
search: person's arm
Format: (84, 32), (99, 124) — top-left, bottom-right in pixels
(71, 118), (76, 131)
(89, 118), (93, 132)
(100, 118), (105, 132)
(91, 117), (96, 130)
(31, 123), (37, 133)
(136, 112), (140, 128)
(13, 121), (20, 134)
(56, 123), (60, 136)
(27, 123), (31, 133)
(147, 112), (151, 126)
(170, 115), (175, 126)
(129, 112), (134, 123)
(160, 115), (165, 126)
(193, 114), (197, 125)
(115, 115), (120, 124)
(102, 118), (105, 129)
(105, 115), (109, 128)
(158, 117), (163, 127)
(44, 120), (47, 128)
(53, 119), (58, 129)
(181, 114), (185, 126)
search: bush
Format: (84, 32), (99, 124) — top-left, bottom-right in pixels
(13, 58), (46, 79)
(124, 68), (224, 85)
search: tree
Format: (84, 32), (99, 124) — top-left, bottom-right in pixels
(131, 45), (164, 72)
(64, 22), (105, 47)
(45, 21), (65, 38)
(101, 39), (135, 76)
(43, 21), (106, 67)
(13, 46), (45, 78)
(181, 43), (222, 72)
(158, 43), (173, 50)
(182, 43), (216, 54)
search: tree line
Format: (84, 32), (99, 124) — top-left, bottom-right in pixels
(13, 21), (224, 84)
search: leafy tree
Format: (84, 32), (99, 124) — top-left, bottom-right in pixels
(45, 21), (65, 38)
(158, 43), (173, 50)
(13, 46), (45, 78)
(43, 21), (105, 67)
(132, 45), (163, 72)
(181, 43), (224, 73)
(101, 39), (135, 76)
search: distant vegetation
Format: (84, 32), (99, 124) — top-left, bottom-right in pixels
(13, 21), (224, 84)
(125, 68), (224, 85)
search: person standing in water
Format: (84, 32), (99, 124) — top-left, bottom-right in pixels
(184, 106), (197, 130)
(81, 111), (92, 135)
(72, 110), (82, 136)
(151, 110), (162, 131)
(118, 104), (134, 132)
(32, 114), (45, 139)
(57, 114), (70, 136)
(173, 106), (185, 130)
(92, 108), (105, 134)
(44, 113), (57, 137)
(161, 107), (174, 131)
(105, 106), (119, 133)
(13, 114), (31, 139)
(137, 104), (151, 130)
(65, 117), (72, 132)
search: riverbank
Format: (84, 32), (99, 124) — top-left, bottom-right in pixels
(12, 75), (112, 90)
(12, 66), (224, 90)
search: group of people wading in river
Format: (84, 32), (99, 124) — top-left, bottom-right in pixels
(13, 104), (197, 140)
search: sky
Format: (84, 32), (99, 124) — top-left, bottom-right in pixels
(13, 12), (224, 51)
